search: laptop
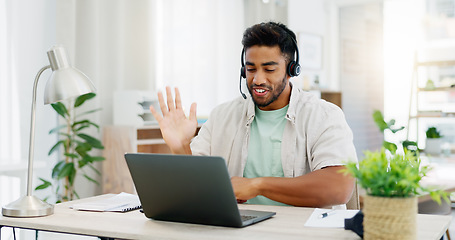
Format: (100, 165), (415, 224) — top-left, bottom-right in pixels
(124, 153), (276, 228)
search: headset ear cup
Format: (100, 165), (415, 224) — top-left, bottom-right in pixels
(287, 61), (301, 77)
(293, 63), (301, 77)
(287, 61), (295, 77)
(240, 66), (246, 78)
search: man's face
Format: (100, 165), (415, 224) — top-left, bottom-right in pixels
(245, 45), (291, 111)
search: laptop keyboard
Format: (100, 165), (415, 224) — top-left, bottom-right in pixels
(241, 215), (257, 221)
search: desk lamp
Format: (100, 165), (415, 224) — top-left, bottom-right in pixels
(2, 46), (96, 217)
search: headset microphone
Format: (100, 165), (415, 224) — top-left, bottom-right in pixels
(239, 74), (247, 99)
(240, 48), (247, 99)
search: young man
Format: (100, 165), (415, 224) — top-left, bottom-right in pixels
(150, 22), (357, 208)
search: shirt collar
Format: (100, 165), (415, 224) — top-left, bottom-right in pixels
(245, 83), (299, 126)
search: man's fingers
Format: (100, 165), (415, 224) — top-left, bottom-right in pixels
(165, 86), (175, 110)
(157, 91), (168, 116)
(175, 87), (182, 109)
(189, 102), (197, 122)
(150, 105), (163, 123)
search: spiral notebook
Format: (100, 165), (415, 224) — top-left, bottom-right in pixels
(71, 192), (142, 212)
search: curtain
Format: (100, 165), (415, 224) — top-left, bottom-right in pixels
(0, 0), (20, 164)
(155, 0), (244, 116)
(0, 0), (57, 213)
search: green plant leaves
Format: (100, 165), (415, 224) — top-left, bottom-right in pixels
(372, 110), (410, 154)
(73, 120), (100, 132)
(52, 161), (66, 179)
(373, 110), (405, 134)
(426, 127), (442, 138)
(48, 140), (65, 156)
(49, 124), (67, 134)
(383, 141), (397, 154)
(76, 108), (102, 119)
(51, 102), (68, 118)
(373, 110), (388, 132)
(402, 140), (419, 154)
(78, 133), (104, 149)
(35, 178), (52, 190)
(74, 93), (96, 108)
(84, 174), (99, 185)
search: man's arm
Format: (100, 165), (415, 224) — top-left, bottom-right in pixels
(150, 86), (198, 155)
(231, 166), (355, 207)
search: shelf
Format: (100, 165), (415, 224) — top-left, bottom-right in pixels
(407, 56), (455, 143)
(410, 111), (455, 118)
(136, 139), (166, 145)
(417, 87), (455, 92)
(415, 60), (455, 67)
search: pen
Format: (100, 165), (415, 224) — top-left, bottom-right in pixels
(319, 210), (336, 219)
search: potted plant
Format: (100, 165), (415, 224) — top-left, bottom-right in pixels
(342, 149), (448, 240)
(425, 126), (442, 155)
(35, 93), (105, 202)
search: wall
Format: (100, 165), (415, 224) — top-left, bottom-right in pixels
(288, 0), (385, 157)
(288, 0), (330, 90)
(244, 0), (288, 26)
(339, 3), (384, 157)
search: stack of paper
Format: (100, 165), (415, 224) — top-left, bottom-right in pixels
(304, 208), (359, 228)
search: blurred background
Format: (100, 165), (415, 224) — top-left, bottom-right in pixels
(2, 0), (455, 238)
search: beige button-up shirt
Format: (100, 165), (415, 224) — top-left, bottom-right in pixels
(190, 86), (358, 178)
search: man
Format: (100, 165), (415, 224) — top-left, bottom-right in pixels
(150, 22), (357, 208)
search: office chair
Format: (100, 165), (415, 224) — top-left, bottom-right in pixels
(346, 183), (360, 210)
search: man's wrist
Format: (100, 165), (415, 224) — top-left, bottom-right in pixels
(252, 177), (265, 196)
(170, 142), (192, 155)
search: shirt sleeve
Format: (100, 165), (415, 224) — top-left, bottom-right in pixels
(308, 105), (358, 171)
(190, 121), (211, 156)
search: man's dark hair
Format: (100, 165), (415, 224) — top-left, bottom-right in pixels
(241, 21), (297, 64)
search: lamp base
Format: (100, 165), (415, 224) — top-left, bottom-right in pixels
(2, 195), (54, 217)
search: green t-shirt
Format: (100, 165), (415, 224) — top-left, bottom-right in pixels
(244, 105), (289, 206)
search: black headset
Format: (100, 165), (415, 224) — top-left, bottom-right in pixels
(239, 35), (301, 99)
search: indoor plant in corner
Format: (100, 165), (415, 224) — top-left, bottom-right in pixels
(342, 149), (448, 240)
(425, 126), (442, 156)
(36, 93), (105, 202)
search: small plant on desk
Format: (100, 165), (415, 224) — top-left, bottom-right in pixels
(35, 93), (105, 203)
(341, 149), (449, 240)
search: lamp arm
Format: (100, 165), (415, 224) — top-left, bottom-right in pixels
(27, 65), (51, 196)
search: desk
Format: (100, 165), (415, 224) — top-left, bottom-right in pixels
(0, 194), (451, 240)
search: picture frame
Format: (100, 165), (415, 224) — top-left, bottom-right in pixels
(298, 33), (322, 70)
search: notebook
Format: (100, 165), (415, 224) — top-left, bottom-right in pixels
(124, 153), (276, 228)
(71, 192), (141, 212)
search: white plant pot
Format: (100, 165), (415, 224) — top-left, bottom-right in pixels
(425, 138), (441, 156)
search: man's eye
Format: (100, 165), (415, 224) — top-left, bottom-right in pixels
(265, 69), (275, 72)
(247, 69), (256, 72)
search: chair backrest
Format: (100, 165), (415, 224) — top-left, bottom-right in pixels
(346, 183), (360, 210)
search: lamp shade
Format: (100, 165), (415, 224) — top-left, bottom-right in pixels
(44, 46), (96, 104)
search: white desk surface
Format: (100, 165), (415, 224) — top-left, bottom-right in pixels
(0, 194), (451, 240)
